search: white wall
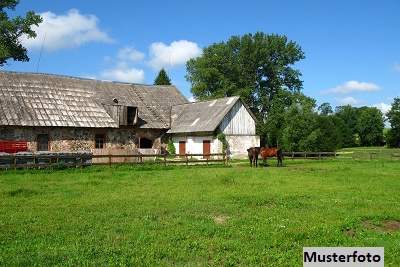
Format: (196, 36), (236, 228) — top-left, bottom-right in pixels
(172, 136), (221, 155)
(226, 135), (260, 159)
(219, 101), (256, 135)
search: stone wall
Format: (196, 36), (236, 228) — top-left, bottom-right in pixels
(0, 126), (165, 152)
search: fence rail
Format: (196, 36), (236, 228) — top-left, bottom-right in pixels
(0, 152), (228, 170)
(283, 151), (337, 159)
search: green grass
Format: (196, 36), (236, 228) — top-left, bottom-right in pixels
(1, 159), (400, 266)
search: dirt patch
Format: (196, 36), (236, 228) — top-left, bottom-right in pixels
(344, 228), (356, 237)
(362, 220), (400, 233)
(212, 215), (230, 225)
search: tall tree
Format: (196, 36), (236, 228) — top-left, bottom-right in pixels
(154, 68), (172, 85)
(318, 102), (333, 115)
(0, 0), (42, 66)
(386, 97), (400, 147)
(356, 107), (384, 146)
(186, 32), (305, 123)
(335, 105), (359, 147)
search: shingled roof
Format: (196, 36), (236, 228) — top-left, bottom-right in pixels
(0, 71), (187, 129)
(168, 96), (246, 133)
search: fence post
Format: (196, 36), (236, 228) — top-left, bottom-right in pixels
(108, 154), (112, 167)
(185, 154), (188, 166)
(164, 154), (167, 166)
(292, 152), (294, 159)
(318, 153), (321, 160)
(13, 155), (16, 170)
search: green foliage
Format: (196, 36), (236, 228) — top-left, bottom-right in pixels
(386, 97), (400, 147)
(166, 138), (176, 155)
(154, 68), (172, 85)
(334, 105), (359, 147)
(356, 107), (384, 146)
(318, 102), (333, 115)
(215, 132), (228, 152)
(1, 161), (400, 265)
(0, 0), (42, 66)
(186, 32), (305, 123)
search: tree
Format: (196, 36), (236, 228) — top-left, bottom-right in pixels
(186, 32), (305, 124)
(154, 68), (172, 85)
(335, 105), (359, 147)
(318, 102), (333, 115)
(386, 97), (400, 147)
(0, 0), (42, 66)
(166, 138), (176, 155)
(281, 97), (317, 151)
(356, 107), (384, 146)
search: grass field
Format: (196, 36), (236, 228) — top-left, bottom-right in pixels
(1, 158), (400, 266)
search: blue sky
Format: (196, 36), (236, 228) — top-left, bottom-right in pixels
(3, 0), (400, 113)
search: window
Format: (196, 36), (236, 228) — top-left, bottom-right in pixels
(95, 134), (105, 149)
(37, 134), (49, 151)
(127, 106), (136, 125)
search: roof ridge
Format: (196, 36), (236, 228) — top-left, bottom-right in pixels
(173, 96), (239, 107)
(0, 70), (177, 88)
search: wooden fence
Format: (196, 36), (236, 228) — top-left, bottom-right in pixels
(0, 152), (228, 170)
(283, 151), (337, 159)
(0, 152), (92, 170)
(92, 153), (228, 166)
(282, 151), (400, 160)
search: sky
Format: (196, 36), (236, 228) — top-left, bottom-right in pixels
(3, 0), (400, 113)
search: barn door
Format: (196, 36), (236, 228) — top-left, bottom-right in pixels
(203, 140), (211, 159)
(179, 141), (186, 156)
(37, 134), (49, 151)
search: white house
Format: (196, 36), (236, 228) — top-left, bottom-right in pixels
(168, 96), (260, 158)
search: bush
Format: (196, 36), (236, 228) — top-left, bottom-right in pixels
(167, 139), (176, 155)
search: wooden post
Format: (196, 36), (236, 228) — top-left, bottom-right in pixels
(164, 154), (167, 166)
(108, 154), (112, 167)
(318, 153), (321, 160)
(13, 155), (16, 170)
(185, 154), (188, 166)
(292, 152), (294, 159)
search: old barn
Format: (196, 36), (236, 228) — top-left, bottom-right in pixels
(169, 97), (260, 158)
(0, 71), (259, 158)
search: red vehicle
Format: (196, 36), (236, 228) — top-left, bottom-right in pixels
(0, 141), (28, 153)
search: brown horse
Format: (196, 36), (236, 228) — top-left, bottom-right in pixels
(247, 147), (261, 167)
(260, 147), (284, 167)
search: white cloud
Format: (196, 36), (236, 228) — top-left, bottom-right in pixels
(148, 40), (202, 69)
(373, 102), (391, 114)
(394, 63), (400, 73)
(101, 63), (144, 83)
(21, 9), (112, 51)
(337, 96), (359, 106)
(188, 96), (196, 102)
(326, 80), (380, 94)
(118, 47), (145, 62)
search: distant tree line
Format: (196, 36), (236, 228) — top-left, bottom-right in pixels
(186, 32), (400, 151)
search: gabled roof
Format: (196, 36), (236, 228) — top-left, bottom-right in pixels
(168, 96), (254, 134)
(0, 71), (187, 128)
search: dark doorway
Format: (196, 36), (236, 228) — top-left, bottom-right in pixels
(179, 141), (186, 156)
(203, 140), (211, 159)
(37, 134), (49, 151)
(139, 137), (153, 148)
(127, 106), (136, 125)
